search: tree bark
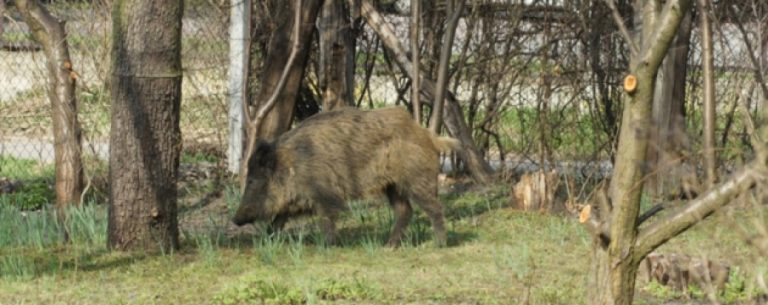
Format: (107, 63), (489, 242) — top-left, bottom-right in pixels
(586, 0), (624, 154)
(240, 0), (317, 186)
(0, 1), (5, 38)
(249, 0), (321, 140)
(318, 0), (354, 111)
(354, 0), (493, 183)
(108, 0), (183, 251)
(15, 0), (83, 209)
(410, 0), (421, 124)
(698, 0), (717, 187)
(588, 0), (693, 303)
(647, 7), (692, 197)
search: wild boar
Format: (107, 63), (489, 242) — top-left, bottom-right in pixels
(232, 107), (460, 247)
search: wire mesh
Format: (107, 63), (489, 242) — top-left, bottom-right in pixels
(0, 1), (230, 189)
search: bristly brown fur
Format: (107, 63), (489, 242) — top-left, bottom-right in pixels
(233, 107), (459, 247)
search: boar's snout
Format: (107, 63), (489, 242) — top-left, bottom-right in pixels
(232, 201), (259, 226)
(231, 214), (248, 226)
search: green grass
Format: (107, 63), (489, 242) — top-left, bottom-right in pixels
(471, 106), (609, 160)
(0, 181), (765, 304)
(0, 156), (55, 181)
(180, 149), (221, 164)
(0, 156), (56, 210)
(0, 32), (33, 44)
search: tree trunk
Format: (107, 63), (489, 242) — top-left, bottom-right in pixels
(588, 0), (693, 303)
(410, 0), (421, 124)
(428, 0), (464, 134)
(698, 0), (716, 187)
(354, 0), (493, 183)
(586, 0), (627, 149)
(0, 1), (5, 38)
(590, 241), (643, 305)
(586, 0), (768, 299)
(249, 0), (321, 140)
(15, 0), (83, 209)
(108, 0), (183, 251)
(318, 0), (354, 111)
(647, 7), (692, 198)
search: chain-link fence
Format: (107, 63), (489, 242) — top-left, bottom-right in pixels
(0, 1), (229, 206)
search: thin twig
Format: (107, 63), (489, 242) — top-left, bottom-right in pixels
(603, 0), (639, 56)
(252, 0), (302, 127)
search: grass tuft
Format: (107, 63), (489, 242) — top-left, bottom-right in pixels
(0, 178), (765, 304)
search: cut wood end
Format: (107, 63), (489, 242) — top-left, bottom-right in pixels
(63, 60), (72, 70)
(579, 205), (591, 223)
(623, 74), (637, 93)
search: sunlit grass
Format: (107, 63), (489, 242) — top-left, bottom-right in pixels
(0, 183), (765, 304)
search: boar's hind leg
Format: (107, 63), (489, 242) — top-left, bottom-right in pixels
(409, 184), (447, 247)
(385, 185), (413, 247)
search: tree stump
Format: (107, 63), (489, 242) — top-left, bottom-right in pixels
(511, 170), (560, 213)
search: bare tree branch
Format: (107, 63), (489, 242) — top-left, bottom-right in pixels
(639, 0), (691, 72)
(728, 4), (768, 100)
(634, 164), (763, 260)
(354, 0), (493, 183)
(251, 0), (302, 128)
(240, 0), (303, 188)
(603, 0), (639, 56)
(429, 0), (464, 133)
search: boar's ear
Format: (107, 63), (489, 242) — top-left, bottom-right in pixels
(249, 140), (277, 173)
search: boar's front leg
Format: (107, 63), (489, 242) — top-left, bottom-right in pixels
(267, 213), (290, 236)
(315, 197), (343, 246)
(385, 185), (413, 247)
(315, 211), (338, 246)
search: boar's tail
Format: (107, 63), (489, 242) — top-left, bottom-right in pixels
(432, 136), (462, 153)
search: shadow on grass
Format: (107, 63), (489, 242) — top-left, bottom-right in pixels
(0, 245), (152, 280)
(213, 186), (501, 250)
(442, 186), (510, 221)
(2, 182), (509, 281)
(68, 248), (149, 272)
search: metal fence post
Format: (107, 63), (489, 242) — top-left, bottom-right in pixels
(227, 0), (250, 174)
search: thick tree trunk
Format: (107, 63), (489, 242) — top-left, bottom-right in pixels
(354, 0), (493, 183)
(15, 0), (83, 209)
(249, 0), (321, 140)
(318, 0), (354, 110)
(108, 0), (183, 251)
(589, 239), (644, 305)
